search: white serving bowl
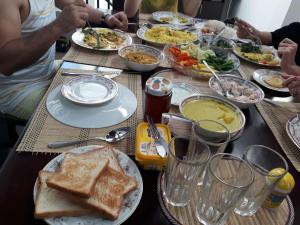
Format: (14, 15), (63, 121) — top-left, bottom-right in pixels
(209, 75), (265, 109)
(179, 94), (246, 139)
(118, 44), (164, 72)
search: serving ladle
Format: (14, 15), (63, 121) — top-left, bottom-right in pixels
(203, 60), (233, 98)
(48, 127), (130, 149)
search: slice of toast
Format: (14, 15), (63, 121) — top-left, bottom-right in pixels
(80, 146), (124, 173)
(46, 153), (108, 197)
(35, 171), (90, 219)
(77, 167), (137, 220)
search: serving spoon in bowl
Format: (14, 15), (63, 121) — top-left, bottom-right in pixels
(47, 127), (130, 149)
(203, 60), (233, 98)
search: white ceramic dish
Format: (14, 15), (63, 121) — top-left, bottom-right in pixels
(118, 44), (164, 72)
(152, 11), (194, 26)
(33, 145), (143, 225)
(46, 84), (137, 129)
(72, 28), (132, 51)
(253, 69), (289, 93)
(179, 94), (246, 138)
(286, 115), (300, 149)
(171, 82), (200, 106)
(209, 74), (265, 109)
(136, 24), (197, 46)
(61, 75), (118, 105)
(233, 45), (281, 67)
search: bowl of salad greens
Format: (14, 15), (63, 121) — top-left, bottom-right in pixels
(198, 34), (235, 57)
(164, 43), (240, 79)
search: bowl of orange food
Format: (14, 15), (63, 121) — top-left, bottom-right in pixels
(118, 44), (164, 72)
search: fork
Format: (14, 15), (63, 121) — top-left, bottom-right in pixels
(86, 21), (101, 49)
(146, 116), (167, 158)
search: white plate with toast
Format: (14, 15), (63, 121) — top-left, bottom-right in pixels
(33, 145), (143, 225)
(253, 69), (289, 93)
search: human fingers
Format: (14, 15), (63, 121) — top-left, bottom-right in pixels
(280, 38), (296, 45)
(283, 76), (298, 87)
(106, 15), (123, 29)
(115, 12), (128, 31)
(286, 78), (300, 89)
(72, 0), (87, 7)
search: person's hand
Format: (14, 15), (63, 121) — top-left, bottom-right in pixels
(55, 0), (88, 34)
(278, 38), (298, 74)
(283, 74), (300, 100)
(235, 19), (260, 39)
(105, 12), (128, 31)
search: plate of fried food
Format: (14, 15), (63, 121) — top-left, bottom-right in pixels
(152, 11), (194, 26)
(137, 24), (197, 46)
(164, 43), (240, 79)
(233, 42), (281, 67)
(33, 145), (143, 225)
(72, 28), (132, 51)
(253, 69), (289, 92)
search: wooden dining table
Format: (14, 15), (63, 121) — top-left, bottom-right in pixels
(1, 15), (300, 225)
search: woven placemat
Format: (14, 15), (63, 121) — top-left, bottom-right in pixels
(157, 173), (294, 225)
(16, 69), (143, 155)
(256, 101), (300, 172)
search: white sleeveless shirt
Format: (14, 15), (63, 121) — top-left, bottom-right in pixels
(0, 0), (56, 114)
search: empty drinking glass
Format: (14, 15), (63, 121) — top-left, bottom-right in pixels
(234, 145), (288, 216)
(194, 120), (230, 155)
(162, 136), (211, 207)
(196, 153), (254, 225)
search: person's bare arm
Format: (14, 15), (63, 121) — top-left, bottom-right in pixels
(57, 0), (128, 30)
(0, 0), (88, 76)
(182, 0), (202, 17)
(124, 0), (142, 18)
(235, 19), (272, 45)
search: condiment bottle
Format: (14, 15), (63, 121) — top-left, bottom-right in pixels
(263, 168), (295, 209)
(144, 77), (172, 123)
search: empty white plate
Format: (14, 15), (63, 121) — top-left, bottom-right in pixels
(171, 82), (200, 106)
(47, 84), (137, 128)
(61, 75), (118, 105)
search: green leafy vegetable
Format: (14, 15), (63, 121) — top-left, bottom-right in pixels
(203, 55), (234, 71)
(240, 42), (261, 53)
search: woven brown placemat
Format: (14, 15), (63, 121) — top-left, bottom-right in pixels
(157, 173), (294, 225)
(16, 69), (143, 155)
(256, 101), (300, 172)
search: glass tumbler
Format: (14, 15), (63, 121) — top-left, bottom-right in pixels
(194, 120), (230, 155)
(196, 153), (254, 225)
(234, 145), (288, 216)
(162, 136), (211, 207)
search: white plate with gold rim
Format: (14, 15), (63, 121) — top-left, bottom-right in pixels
(33, 145), (143, 225)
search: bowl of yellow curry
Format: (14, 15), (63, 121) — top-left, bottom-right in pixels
(118, 44), (164, 72)
(179, 95), (246, 138)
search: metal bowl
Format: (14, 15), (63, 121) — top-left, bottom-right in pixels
(198, 34), (235, 57)
(209, 75), (265, 109)
(179, 94), (246, 139)
(118, 44), (164, 72)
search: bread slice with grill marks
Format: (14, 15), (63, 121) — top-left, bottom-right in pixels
(46, 152), (108, 197)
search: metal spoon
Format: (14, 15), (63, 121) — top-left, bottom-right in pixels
(208, 27), (226, 47)
(48, 127), (130, 149)
(203, 60), (233, 98)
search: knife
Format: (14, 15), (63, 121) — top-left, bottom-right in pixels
(61, 70), (122, 79)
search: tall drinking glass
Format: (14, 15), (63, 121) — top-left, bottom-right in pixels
(194, 120), (230, 155)
(234, 145), (288, 216)
(196, 153), (254, 225)
(163, 136), (211, 207)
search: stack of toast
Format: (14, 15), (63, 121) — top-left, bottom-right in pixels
(34, 146), (138, 220)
